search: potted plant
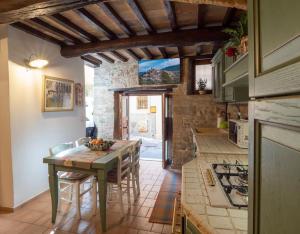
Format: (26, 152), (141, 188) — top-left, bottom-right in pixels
(223, 13), (248, 57)
(197, 78), (207, 95)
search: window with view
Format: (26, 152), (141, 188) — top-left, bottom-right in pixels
(137, 96), (148, 109)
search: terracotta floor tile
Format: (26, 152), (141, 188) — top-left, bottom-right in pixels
(162, 225), (172, 234)
(0, 161), (174, 234)
(137, 207), (149, 217)
(151, 223), (164, 233)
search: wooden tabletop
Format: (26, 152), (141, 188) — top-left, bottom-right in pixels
(43, 140), (138, 169)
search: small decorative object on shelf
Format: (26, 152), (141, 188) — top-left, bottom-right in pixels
(197, 78), (207, 95)
(223, 13), (248, 57)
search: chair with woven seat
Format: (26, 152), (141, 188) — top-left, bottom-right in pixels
(131, 139), (142, 201)
(49, 142), (97, 218)
(107, 147), (131, 217)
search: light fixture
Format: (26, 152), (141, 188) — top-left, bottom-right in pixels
(26, 55), (49, 69)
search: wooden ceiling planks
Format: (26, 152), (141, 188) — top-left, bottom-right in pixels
(7, 0), (243, 62)
(0, 0), (104, 24)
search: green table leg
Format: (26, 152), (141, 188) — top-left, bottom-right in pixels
(48, 164), (58, 224)
(98, 169), (107, 232)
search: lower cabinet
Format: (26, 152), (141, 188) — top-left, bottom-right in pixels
(184, 216), (201, 234)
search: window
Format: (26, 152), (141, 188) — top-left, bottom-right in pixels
(137, 96), (148, 109)
(195, 64), (212, 91)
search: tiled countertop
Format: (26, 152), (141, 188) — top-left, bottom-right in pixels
(181, 129), (248, 234)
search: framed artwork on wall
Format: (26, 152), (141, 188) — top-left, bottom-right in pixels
(42, 76), (74, 112)
(138, 58), (181, 85)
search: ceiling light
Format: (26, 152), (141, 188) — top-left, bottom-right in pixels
(26, 55), (49, 68)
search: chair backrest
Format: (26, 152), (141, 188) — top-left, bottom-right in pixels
(117, 147), (132, 183)
(49, 142), (74, 156)
(132, 139), (142, 170)
(75, 137), (91, 147)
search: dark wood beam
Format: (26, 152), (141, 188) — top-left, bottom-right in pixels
(98, 2), (135, 36)
(158, 47), (168, 59)
(222, 8), (236, 27)
(11, 22), (64, 46)
(163, 1), (177, 30)
(198, 4), (208, 28)
(141, 48), (153, 59)
(50, 13), (98, 42)
(61, 28), (228, 57)
(187, 53), (214, 60)
(127, 0), (155, 33)
(30, 18), (82, 44)
(0, 0), (104, 24)
(110, 51), (129, 62)
(97, 53), (115, 63)
(126, 49), (142, 61)
(196, 45), (202, 56)
(76, 8), (117, 39)
(81, 55), (102, 67)
(178, 46), (184, 58)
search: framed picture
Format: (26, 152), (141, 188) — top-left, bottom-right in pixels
(42, 76), (74, 112)
(138, 58), (180, 85)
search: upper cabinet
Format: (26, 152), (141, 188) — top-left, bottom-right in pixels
(212, 49), (249, 103)
(249, 0), (300, 97)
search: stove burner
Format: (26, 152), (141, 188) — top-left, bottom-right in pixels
(238, 172), (248, 185)
(212, 162), (248, 208)
(236, 186), (248, 196)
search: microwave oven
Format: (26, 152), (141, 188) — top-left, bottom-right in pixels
(228, 119), (248, 148)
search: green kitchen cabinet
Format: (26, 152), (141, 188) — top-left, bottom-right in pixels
(184, 216), (201, 234)
(248, 0), (300, 233)
(224, 86), (248, 103)
(211, 49), (225, 102)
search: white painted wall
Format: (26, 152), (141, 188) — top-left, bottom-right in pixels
(4, 26), (85, 207)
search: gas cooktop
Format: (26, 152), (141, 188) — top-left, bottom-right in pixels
(212, 161), (248, 208)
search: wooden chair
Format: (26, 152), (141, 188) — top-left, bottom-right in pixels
(75, 137), (91, 147)
(131, 140), (142, 201)
(107, 147), (131, 217)
(49, 142), (97, 218)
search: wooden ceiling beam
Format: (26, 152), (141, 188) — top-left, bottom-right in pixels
(0, 0), (104, 24)
(158, 47), (168, 59)
(61, 28), (227, 58)
(126, 49), (142, 61)
(11, 22), (64, 46)
(30, 18), (82, 44)
(50, 13), (99, 42)
(178, 46), (184, 58)
(127, 0), (155, 33)
(163, 1), (177, 31)
(98, 2), (153, 60)
(81, 54), (102, 67)
(97, 53), (115, 63)
(110, 51), (129, 62)
(198, 4), (208, 28)
(98, 2), (135, 36)
(76, 8), (117, 40)
(141, 48), (153, 59)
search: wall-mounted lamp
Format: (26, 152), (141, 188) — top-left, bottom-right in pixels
(25, 55), (49, 69)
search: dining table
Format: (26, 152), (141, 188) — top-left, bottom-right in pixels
(43, 140), (138, 232)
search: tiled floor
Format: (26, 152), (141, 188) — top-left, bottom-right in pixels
(0, 161), (173, 234)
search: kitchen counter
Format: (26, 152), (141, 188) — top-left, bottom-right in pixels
(181, 128), (248, 234)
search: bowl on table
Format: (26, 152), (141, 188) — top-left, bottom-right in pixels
(86, 139), (115, 151)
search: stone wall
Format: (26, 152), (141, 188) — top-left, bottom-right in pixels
(94, 59), (138, 139)
(93, 58), (248, 168)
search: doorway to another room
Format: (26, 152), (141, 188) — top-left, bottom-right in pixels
(129, 95), (163, 161)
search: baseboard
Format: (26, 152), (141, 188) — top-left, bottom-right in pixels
(0, 189), (49, 213)
(0, 206), (14, 213)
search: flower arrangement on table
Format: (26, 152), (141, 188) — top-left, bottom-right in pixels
(223, 13), (248, 59)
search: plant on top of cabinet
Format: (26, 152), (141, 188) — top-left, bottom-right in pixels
(223, 13), (248, 58)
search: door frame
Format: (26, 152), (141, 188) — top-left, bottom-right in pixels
(114, 91), (172, 168)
